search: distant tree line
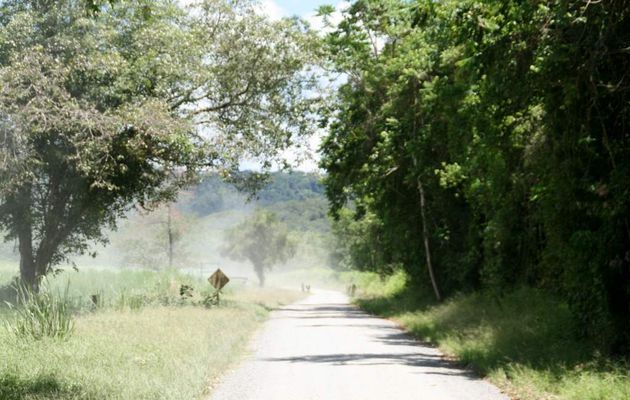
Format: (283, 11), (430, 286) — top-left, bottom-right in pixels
(184, 172), (326, 212)
(182, 171), (330, 232)
(320, 0), (630, 353)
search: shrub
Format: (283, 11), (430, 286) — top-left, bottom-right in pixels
(4, 282), (75, 340)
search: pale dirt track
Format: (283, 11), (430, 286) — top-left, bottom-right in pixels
(209, 290), (509, 400)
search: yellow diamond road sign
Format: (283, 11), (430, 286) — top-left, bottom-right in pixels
(208, 268), (229, 290)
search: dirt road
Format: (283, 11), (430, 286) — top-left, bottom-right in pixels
(210, 290), (508, 400)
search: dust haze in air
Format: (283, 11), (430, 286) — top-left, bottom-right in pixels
(0, 172), (338, 289)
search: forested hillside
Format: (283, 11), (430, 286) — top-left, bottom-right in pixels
(182, 171), (329, 232)
(321, 0), (630, 354)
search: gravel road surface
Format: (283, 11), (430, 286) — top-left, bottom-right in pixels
(210, 290), (509, 400)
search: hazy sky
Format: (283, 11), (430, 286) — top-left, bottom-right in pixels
(246, 1), (350, 172)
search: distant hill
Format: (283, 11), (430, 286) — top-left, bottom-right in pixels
(253, 172), (326, 204)
(179, 171), (330, 232)
(108, 171), (333, 272)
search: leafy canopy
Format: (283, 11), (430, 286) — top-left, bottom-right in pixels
(0, 0), (320, 285)
(320, 0), (630, 352)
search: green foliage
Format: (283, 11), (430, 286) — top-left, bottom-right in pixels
(321, 0), (630, 353)
(181, 174), (248, 216)
(342, 269), (408, 298)
(0, 264), (224, 312)
(255, 172), (326, 205)
(0, 0), (205, 287)
(267, 198), (330, 233)
(330, 208), (394, 274)
(4, 283), (74, 340)
(201, 291), (221, 308)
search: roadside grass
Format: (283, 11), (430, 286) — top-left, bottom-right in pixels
(350, 271), (630, 400)
(0, 263), (304, 399)
(0, 264), (221, 310)
(1, 304), (273, 399)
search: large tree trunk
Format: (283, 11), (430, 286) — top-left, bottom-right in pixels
(13, 179), (81, 292)
(254, 263), (266, 287)
(14, 186), (38, 290)
(18, 227), (36, 290)
(417, 178), (441, 302)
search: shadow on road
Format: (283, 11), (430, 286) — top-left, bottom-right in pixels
(259, 352), (476, 379)
(265, 301), (478, 380)
(280, 304), (366, 319)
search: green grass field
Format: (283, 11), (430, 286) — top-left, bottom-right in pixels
(0, 263), (303, 399)
(348, 271), (630, 400)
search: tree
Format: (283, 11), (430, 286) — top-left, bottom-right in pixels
(0, 0), (320, 290)
(221, 210), (295, 287)
(320, 0), (630, 351)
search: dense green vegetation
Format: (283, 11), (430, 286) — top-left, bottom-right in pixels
(1, 0), (628, 398)
(321, 0), (630, 356)
(349, 271), (630, 400)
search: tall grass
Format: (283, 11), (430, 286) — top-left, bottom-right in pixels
(0, 264), (224, 313)
(1, 307), (260, 399)
(4, 282), (74, 340)
(341, 269), (408, 297)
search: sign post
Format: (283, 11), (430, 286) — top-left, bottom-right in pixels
(208, 268), (230, 303)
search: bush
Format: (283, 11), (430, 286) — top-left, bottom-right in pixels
(4, 282), (74, 340)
